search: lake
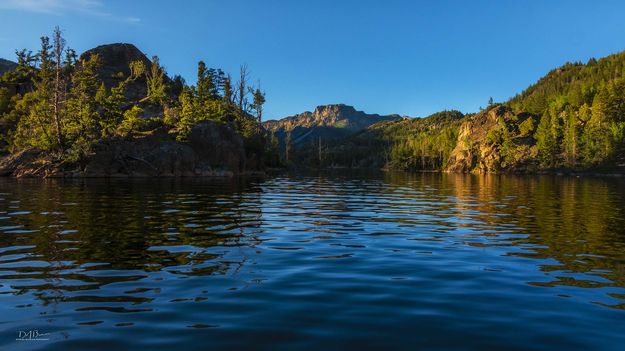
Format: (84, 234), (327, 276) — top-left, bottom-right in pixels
(1, 172), (625, 350)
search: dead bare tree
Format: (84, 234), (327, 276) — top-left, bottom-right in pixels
(236, 64), (249, 113)
(53, 26), (66, 150)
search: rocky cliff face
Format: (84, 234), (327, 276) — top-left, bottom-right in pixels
(264, 104), (403, 146)
(446, 105), (539, 173)
(80, 43), (152, 102)
(0, 121), (249, 177)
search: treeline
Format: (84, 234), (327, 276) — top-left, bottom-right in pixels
(508, 52), (625, 169)
(309, 110), (463, 170)
(0, 27), (267, 162)
(386, 111), (463, 170)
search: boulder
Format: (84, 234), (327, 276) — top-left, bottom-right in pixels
(80, 43), (151, 102)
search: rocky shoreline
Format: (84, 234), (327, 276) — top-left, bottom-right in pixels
(0, 121), (264, 178)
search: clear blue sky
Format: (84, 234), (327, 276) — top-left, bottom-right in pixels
(1, 0), (625, 120)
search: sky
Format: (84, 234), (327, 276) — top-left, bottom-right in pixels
(1, 0), (625, 120)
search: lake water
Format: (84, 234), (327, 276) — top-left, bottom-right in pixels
(1, 172), (625, 350)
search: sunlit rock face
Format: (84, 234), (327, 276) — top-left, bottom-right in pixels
(446, 105), (539, 173)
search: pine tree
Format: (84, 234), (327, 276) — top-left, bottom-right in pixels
(223, 74), (233, 103)
(146, 56), (166, 104)
(13, 36), (56, 150)
(563, 106), (579, 167)
(196, 61), (210, 103)
(250, 81), (266, 125)
(52, 26), (66, 149)
(175, 86), (197, 142)
(117, 105), (145, 137)
(536, 109), (559, 168)
(169, 74), (185, 98)
(63, 47), (77, 75)
(65, 54), (102, 158)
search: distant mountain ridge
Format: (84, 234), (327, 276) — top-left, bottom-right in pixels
(263, 104), (404, 146)
(0, 58), (17, 76)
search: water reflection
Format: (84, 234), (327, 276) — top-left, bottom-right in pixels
(0, 173), (624, 350)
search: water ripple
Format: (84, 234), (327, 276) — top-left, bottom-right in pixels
(0, 173), (624, 350)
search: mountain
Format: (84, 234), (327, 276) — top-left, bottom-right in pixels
(263, 104), (404, 148)
(0, 58), (17, 75)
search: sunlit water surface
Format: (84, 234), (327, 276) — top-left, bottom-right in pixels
(1, 172), (625, 350)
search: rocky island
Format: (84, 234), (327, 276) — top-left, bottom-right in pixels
(0, 29), (266, 177)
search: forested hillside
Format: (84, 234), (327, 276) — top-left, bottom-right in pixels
(508, 52), (625, 170)
(320, 110), (463, 170)
(0, 28), (269, 177)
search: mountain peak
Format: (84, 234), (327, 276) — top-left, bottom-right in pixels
(263, 104), (403, 147)
(313, 104), (355, 113)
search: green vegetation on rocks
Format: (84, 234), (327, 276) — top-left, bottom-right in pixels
(0, 28), (267, 177)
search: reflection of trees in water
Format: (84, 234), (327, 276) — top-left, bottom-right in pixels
(0, 178), (263, 307)
(1, 173), (625, 310)
(423, 173), (625, 296)
(271, 172), (625, 301)
(380, 172), (625, 308)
